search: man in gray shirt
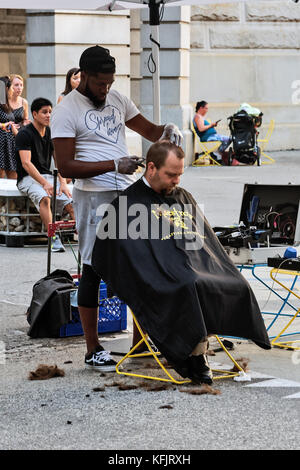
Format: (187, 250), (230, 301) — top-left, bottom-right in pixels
(51, 45), (182, 372)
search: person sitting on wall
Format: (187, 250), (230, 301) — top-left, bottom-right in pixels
(15, 97), (74, 252)
(193, 100), (231, 164)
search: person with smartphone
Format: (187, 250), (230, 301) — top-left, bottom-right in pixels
(193, 101), (231, 164)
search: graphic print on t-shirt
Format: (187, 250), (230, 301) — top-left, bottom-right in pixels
(85, 105), (123, 144)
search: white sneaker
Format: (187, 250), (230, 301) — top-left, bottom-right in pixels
(85, 349), (117, 372)
(51, 235), (65, 253)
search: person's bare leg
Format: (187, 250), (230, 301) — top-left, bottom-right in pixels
(78, 306), (100, 354)
(39, 197), (52, 227)
(63, 202), (75, 220)
(6, 170), (17, 179)
(132, 322), (143, 349)
(191, 338), (208, 356)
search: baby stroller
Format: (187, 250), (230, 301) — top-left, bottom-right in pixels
(227, 109), (262, 166)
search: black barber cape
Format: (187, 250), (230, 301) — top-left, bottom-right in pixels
(92, 178), (271, 364)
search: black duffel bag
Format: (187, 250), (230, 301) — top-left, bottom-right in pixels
(27, 269), (77, 338)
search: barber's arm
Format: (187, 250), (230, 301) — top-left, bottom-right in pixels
(52, 151), (72, 198)
(52, 137), (140, 179)
(19, 150), (54, 196)
(126, 114), (183, 146)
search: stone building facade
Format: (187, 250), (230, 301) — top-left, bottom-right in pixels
(1, 3), (299, 163)
(190, 1), (300, 153)
(0, 9), (26, 93)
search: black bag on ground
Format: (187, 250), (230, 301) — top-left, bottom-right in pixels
(27, 269), (77, 338)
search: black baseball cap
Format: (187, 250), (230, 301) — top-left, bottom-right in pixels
(79, 45), (116, 74)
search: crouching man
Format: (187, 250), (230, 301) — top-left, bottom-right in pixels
(15, 98), (74, 252)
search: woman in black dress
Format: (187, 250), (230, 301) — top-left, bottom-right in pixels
(0, 74), (29, 179)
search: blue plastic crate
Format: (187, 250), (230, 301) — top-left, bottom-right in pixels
(59, 281), (127, 337)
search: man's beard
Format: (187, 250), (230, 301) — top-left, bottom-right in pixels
(161, 185), (177, 196)
(84, 82), (106, 108)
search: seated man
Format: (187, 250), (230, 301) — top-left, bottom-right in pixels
(15, 97), (74, 252)
(193, 100), (231, 163)
(92, 141), (271, 385)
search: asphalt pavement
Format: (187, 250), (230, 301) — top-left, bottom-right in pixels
(0, 150), (300, 452)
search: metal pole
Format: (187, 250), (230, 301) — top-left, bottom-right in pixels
(149, 0), (161, 125)
(47, 168), (58, 276)
(52, 168), (58, 223)
(150, 24), (161, 125)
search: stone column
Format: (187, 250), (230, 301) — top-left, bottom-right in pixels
(140, 6), (193, 163)
(130, 9), (141, 109)
(26, 9), (141, 155)
(0, 9), (26, 93)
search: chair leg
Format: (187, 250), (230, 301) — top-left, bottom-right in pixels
(116, 311), (190, 384)
(271, 309), (300, 350)
(269, 268), (300, 349)
(193, 152), (222, 167)
(212, 336), (245, 380)
(261, 150), (275, 165)
(116, 337), (191, 384)
(116, 312), (246, 383)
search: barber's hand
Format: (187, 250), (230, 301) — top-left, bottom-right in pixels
(115, 156), (140, 175)
(160, 122), (183, 147)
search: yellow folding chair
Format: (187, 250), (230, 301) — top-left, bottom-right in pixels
(191, 120), (221, 167)
(269, 268), (300, 351)
(116, 310), (245, 384)
(257, 119), (275, 165)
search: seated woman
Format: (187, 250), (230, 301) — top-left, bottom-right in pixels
(193, 100), (231, 163)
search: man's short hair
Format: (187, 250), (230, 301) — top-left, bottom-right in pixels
(31, 98), (52, 115)
(146, 140), (185, 169)
(79, 45), (116, 75)
(195, 100), (207, 112)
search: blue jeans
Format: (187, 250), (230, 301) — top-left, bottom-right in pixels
(206, 134), (231, 153)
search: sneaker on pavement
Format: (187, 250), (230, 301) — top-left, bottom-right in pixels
(51, 235), (65, 253)
(85, 348), (117, 372)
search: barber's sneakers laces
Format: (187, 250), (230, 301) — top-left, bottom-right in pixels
(85, 349), (117, 372)
(51, 235), (65, 253)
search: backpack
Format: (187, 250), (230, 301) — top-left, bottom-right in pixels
(27, 269), (77, 338)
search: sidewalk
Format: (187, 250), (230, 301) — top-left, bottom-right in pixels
(0, 150), (300, 451)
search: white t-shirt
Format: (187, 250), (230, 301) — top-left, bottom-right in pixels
(50, 88), (140, 191)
